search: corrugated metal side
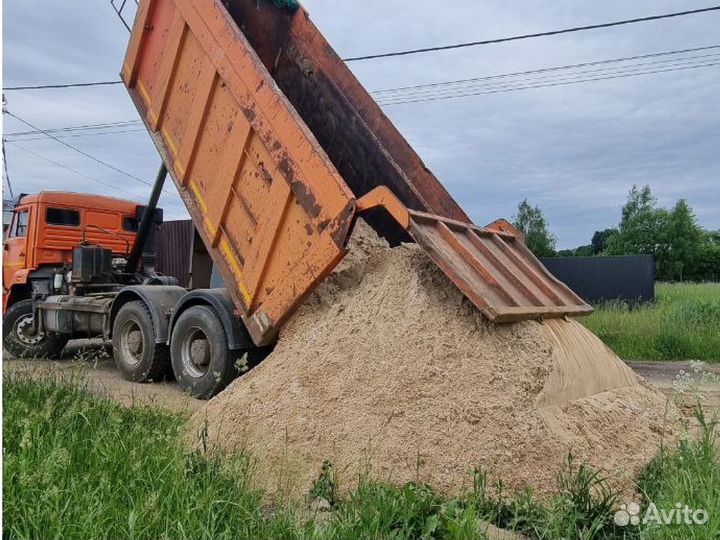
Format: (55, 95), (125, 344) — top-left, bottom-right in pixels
(156, 220), (194, 287)
(540, 255), (655, 304)
(407, 211), (593, 322)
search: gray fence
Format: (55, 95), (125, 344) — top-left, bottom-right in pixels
(540, 255), (655, 304)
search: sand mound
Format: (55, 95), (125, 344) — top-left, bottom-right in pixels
(194, 220), (674, 498)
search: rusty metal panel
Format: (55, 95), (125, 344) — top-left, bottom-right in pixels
(156, 220), (194, 287)
(122, 0), (357, 345)
(221, 0), (470, 244)
(406, 210), (593, 322)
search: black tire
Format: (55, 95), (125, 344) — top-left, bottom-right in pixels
(2, 299), (69, 359)
(170, 305), (242, 399)
(112, 300), (171, 382)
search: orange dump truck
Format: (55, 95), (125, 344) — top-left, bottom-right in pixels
(3, 0), (590, 399)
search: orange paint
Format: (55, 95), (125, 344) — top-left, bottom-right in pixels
(2, 192), (139, 312)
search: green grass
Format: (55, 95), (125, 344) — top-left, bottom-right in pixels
(636, 405), (720, 539)
(3, 375), (719, 539)
(581, 282), (720, 361)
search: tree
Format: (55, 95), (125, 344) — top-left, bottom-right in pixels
(557, 245), (593, 257)
(604, 185), (715, 281)
(696, 231), (720, 282)
(513, 200), (557, 257)
(605, 185), (668, 257)
(591, 229), (617, 255)
(659, 199), (703, 281)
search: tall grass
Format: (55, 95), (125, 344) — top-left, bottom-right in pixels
(2, 373), (302, 540)
(3, 374), (719, 539)
(637, 405), (720, 539)
(582, 283), (720, 361)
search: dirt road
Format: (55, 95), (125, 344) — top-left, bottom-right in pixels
(3, 342), (718, 416)
(3, 340), (202, 414)
(626, 360), (720, 415)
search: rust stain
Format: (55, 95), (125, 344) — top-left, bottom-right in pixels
(257, 161), (273, 184)
(290, 180), (322, 218)
(277, 155), (295, 181)
(328, 200), (356, 248)
(241, 105), (257, 122)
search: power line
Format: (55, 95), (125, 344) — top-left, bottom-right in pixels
(6, 6), (720, 96)
(376, 61), (720, 106)
(343, 5), (720, 62)
(5, 128), (147, 143)
(3, 110), (181, 199)
(5, 6), (718, 97)
(371, 44), (720, 96)
(7, 141), (162, 202)
(372, 48), (720, 104)
(5, 120), (142, 137)
(4, 80), (123, 91)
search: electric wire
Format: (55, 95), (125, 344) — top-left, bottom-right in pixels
(3, 110), (181, 199)
(375, 60), (720, 106)
(4, 80), (123, 91)
(7, 141), (184, 208)
(371, 44), (720, 97)
(4, 128), (148, 143)
(343, 5), (720, 62)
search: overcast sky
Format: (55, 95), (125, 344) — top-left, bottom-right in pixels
(3, 0), (719, 248)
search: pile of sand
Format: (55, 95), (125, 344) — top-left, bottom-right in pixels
(194, 220), (675, 498)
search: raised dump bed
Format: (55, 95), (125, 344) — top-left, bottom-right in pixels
(122, 0), (591, 345)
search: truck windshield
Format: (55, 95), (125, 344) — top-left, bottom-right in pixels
(10, 210), (29, 238)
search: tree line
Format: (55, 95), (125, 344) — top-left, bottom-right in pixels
(512, 185), (720, 282)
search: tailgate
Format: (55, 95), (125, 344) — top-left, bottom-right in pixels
(407, 211), (593, 321)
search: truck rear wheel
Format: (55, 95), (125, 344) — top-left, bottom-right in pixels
(170, 305), (241, 399)
(112, 300), (171, 382)
(2, 299), (69, 359)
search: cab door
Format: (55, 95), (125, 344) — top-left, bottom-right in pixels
(3, 206), (32, 293)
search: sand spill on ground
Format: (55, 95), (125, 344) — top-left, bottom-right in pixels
(193, 220), (675, 499)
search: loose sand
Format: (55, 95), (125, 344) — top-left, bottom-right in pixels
(194, 220), (675, 499)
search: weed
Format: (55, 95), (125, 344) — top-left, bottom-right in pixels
(309, 459), (339, 507)
(636, 404), (720, 539)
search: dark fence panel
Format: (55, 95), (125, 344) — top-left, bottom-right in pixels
(540, 255), (655, 304)
(156, 220), (194, 287)
(157, 219), (654, 305)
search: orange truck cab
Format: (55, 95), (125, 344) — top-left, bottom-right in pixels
(3, 192), (141, 312)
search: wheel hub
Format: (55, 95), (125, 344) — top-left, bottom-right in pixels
(182, 328), (211, 378)
(15, 315), (43, 345)
(190, 339), (210, 367)
(127, 329), (143, 355)
(120, 320), (144, 365)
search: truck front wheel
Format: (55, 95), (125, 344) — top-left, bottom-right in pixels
(112, 300), (171, 382)
(170, 305), (241, 399)
(2, 299), (69, 358)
